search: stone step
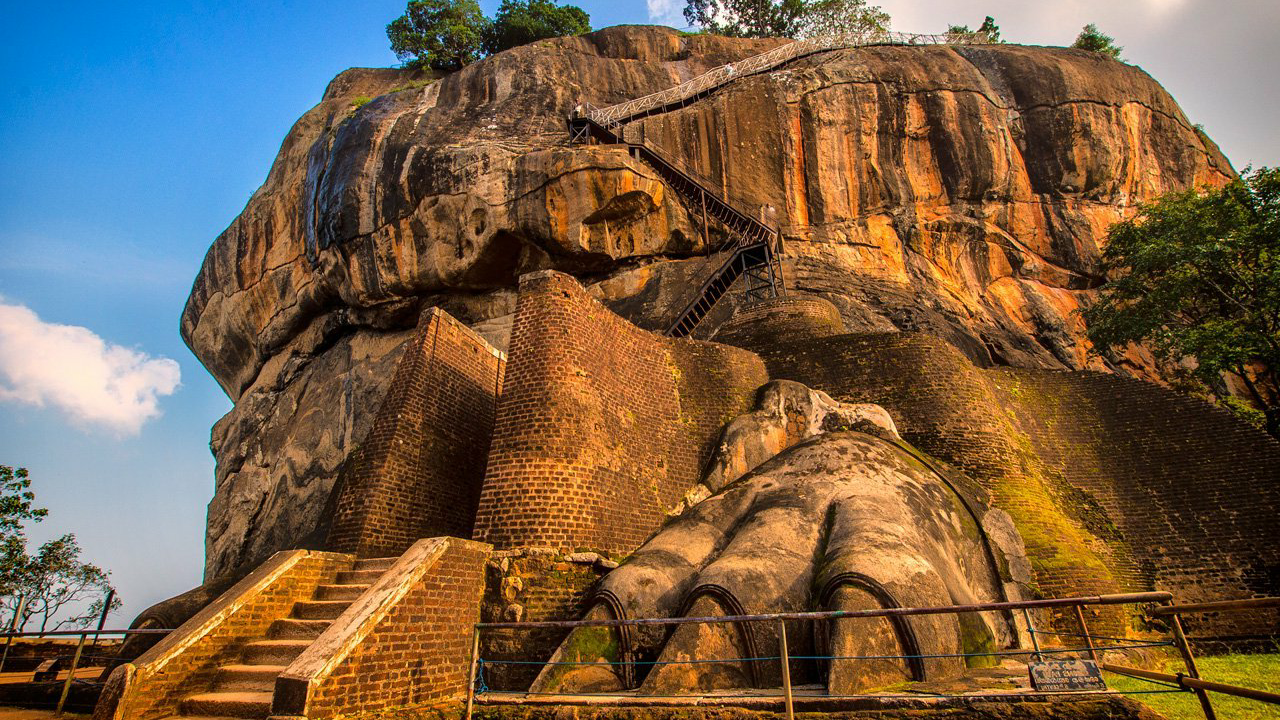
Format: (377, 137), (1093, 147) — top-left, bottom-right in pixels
(291, 599), (352, 620)
(179, 691), (272, 718)
(314, 583), (369, 602)
(353, 556), (396, 572)
(335, 569), (382, 585)
(241, 639), (310, 665)
(212, 664), (285, 692)
(267, 617), (331, 639)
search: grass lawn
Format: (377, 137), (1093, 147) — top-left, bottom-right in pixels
(1104, 654), (1280, 720)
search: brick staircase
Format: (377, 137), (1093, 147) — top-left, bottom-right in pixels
(163, 556), (395, 720)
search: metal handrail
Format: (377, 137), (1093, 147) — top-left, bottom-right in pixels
(582, 30), (992, 129)
(1149, 597), (1280, 616)
(476, 591), (1170, 629)
(464, 590), (1200, 720)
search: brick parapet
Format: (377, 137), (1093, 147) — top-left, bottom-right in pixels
(97, 550), (351, 720)
(328, 307), (506, 558)
(473, 271), (767, 555)
(712, 294), (844, 351)
(274, 537), (491, 718)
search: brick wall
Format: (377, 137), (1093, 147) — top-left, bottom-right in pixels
(104, 550), (349, 720)
(757, 332), (1280, 637)
(994, 368), (1280, 638)
(280, 538), (490, 718)
(328, 307), (506, 558)
(472, 271), (767, 555)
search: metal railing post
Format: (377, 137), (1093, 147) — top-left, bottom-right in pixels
(55, 631), (88, 715)
(1021, 608), (1042, 661)
(777, 619), (794, 720)
(464, 625), (481, 720)
(1073, 604), (1098, 663)
(0, 595), (25, 674)
(1169, 609), (1217, 720)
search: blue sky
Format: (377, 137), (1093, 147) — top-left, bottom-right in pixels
(1, 0), (1276, 627)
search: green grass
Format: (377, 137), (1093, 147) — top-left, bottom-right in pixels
(1104, 654), (1280, 720)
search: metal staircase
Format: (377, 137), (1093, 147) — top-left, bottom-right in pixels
(568, 115), (785, 337)
(569, 28), (993, 337)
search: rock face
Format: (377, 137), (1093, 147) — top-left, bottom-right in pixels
(185, 25), (1231, 580)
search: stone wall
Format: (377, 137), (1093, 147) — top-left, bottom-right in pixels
(753, 332), (1280, 637)
(328, 308), (506, 558)
(480, 549), (612, 691)
(472, 271), (767, 555)
(277, 538), (490, 718)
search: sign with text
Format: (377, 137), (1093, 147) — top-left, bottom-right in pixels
(1029, 659), (1107, 691)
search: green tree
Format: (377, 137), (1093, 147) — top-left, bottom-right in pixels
(1083, 168), (1280, 438)
(683, 0), (889, 38)
(795, 0), (889, 38)
(1072, 23), (1122, 58)
(388, 0), (491, 72)
(485, 0), (590, 55)
(0, 467), (119, 632)
(0, 535), (120, 633)
(948, 16), (1001, 43)
(0, 466), (46, 596)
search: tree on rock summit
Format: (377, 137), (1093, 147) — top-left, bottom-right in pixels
(388, 0), (590, 71)
(486, 0), (590, 55)
(683, 0), (890, 39)
(1072, 23), (1123, 58)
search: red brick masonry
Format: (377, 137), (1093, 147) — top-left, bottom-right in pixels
(328, 308), (506, 558)
(473, 271), (767, 555)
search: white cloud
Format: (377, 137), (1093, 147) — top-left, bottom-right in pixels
(647, 0), (685, 26)
(0, 301), (180, 436)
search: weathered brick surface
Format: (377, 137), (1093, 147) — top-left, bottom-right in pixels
(119, 551), (349, 720)
(473, 271), (767, 555)
(300, 540), (489, 717)
(328, 307), (506, 558)
(756, 332), (1280, 637)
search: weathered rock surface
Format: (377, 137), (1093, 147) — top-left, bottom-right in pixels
(185, 25), (1232, 579)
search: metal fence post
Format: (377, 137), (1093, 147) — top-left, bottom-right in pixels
(0, 595), (24, 674)
(1021, 608), (1042, 661)
(1169, 610), (1217, 720)
(55, 631), (88, 715)
(1073, 604), (1098, 663)
(777, 619), (794, 720)
(464, 626), (481, 720)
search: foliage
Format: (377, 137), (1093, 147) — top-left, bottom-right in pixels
(387, 0), (491, 71)
(0, 466), (46, 596)
(0, 534), (121, 633)
(485, 0), (590, 55)
(1105, 654), (1280, 720)
(0, 467), (119, 633)
(1083, 167), (1280, 438)
(947, 16), (1001, 43)
(794, 0), (890, 39)
(683, 0), (888, 38)
(351, 95), (373, 109)
(1072, 22), (1122, 58)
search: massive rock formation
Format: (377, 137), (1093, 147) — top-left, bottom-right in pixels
(184, 25), (1232, 580)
